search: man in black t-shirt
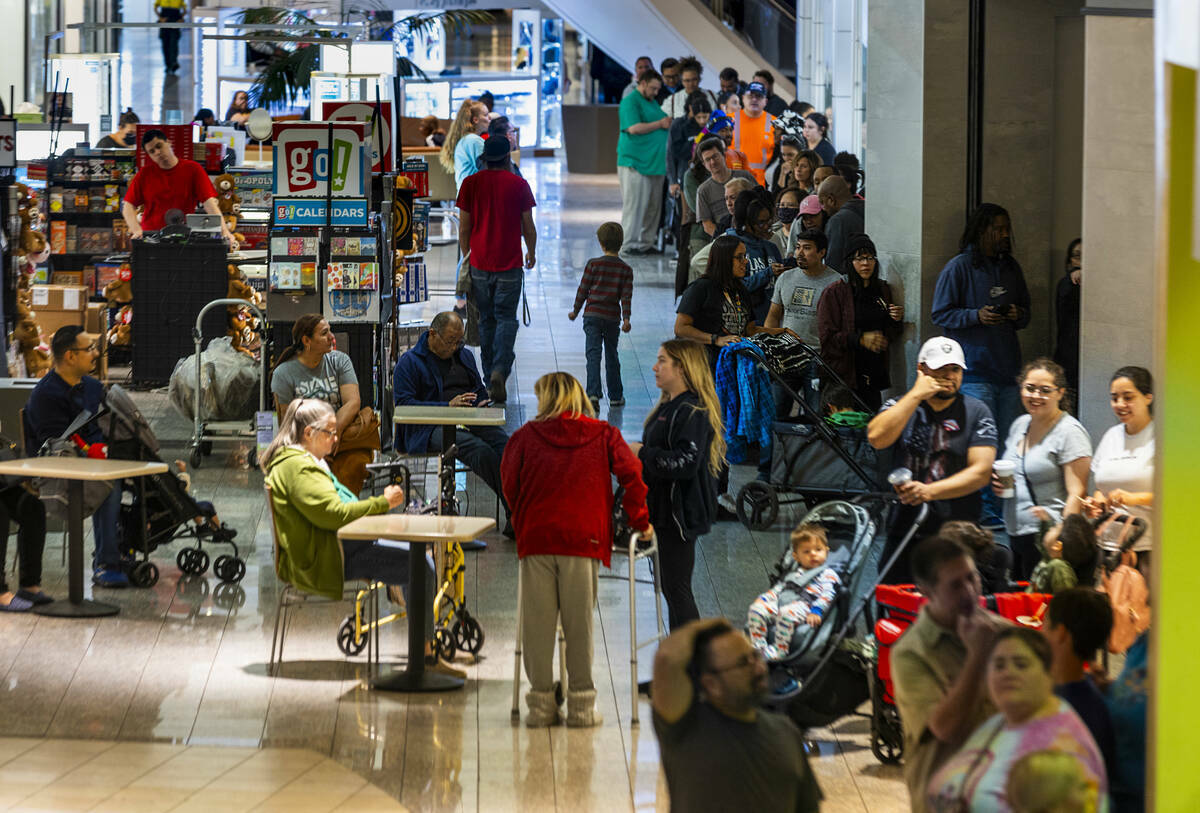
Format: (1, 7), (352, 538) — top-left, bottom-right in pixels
(868, 337), (997, 581)
(651, 618), (822, 812)
(392, 312), (510, 532)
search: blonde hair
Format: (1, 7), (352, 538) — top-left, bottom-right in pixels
(440, 100), (485, 173)
(533, 371), (596, 421)
(646, 340), (726, 475)
(791, 522), (828, 550)
(1006, 750), (1094, 813)
(261, 399), (334, 469)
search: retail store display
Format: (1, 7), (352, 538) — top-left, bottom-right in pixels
(44, 153), (135, 294)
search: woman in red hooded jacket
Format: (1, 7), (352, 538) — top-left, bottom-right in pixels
(502, 371), (653, 728)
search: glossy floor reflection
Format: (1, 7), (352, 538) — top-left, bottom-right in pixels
(0, 159), (907, 811)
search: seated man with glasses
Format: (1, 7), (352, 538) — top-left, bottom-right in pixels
(651, 617), (822, 812)
(24, 326), (130, 588)
(867, 336), (998, 582)
(392, 311), (511, 536)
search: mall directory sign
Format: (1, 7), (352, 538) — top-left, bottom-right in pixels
(271, 121), (366, 198)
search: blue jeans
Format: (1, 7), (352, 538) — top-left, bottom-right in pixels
(582, 317), (623, 401)
(470, 266), (523, 382)
(92, 485), (123, 570)
(960, 378), (1022, 525)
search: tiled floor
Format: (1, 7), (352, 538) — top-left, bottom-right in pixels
(0, 158), (909, 811)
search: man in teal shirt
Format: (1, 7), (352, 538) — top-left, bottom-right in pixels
(617, 69), (671, 255)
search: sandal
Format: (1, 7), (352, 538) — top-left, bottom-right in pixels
(16, 589), (53, 606)
(0, 595), (33, 612)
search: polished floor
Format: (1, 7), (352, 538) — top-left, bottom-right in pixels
(0, 159), (908, 811)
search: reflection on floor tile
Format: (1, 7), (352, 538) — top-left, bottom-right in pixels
(0, 157), (909, 811)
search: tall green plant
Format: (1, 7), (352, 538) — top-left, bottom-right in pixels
(234, 7), (495, 109)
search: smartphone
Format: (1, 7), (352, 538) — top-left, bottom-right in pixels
(780, 257), (799, 270)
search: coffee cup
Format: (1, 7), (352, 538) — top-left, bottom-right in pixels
(887, 467), (913, 488)
(993, 460), (1016, 499)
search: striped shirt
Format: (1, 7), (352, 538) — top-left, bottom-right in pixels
(573, 256), (634, 322)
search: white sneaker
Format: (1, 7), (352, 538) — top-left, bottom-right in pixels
(717, 493), (738, 515)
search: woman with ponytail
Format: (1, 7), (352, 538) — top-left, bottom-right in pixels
(439, 98), (489, 191)
(628, 340), (724, 630)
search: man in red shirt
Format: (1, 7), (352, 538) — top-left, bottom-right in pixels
(122, 129), (233, 246)
(456, 135), (537, 404)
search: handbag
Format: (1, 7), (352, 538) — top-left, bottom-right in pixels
(0, 433), (25, 488)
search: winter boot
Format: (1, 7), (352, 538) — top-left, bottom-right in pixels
(524, 689), (561, 728)
(566, 689), (603, 727)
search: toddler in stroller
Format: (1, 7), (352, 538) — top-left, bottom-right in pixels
(747, 523), (841, 666)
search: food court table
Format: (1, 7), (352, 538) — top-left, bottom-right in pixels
(338, 513), (496, 692)
(0, 458), (168, 617)
(393, 406), (506, 550)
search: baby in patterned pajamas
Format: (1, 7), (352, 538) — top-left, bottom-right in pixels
(747, 523), (841, 661)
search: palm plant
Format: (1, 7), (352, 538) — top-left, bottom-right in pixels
(235, 7), (495, 109)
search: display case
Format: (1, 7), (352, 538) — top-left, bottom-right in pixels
(400, 75), (544, 149)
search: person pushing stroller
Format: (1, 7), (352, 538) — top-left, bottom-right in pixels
(747, 523), (841, 663)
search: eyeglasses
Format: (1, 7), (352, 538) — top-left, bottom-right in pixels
(314, 427), (339, 438)
(71, 343), (97, 354)
(852, 255), (877, 264)
(707, 651), (763, 674)
(1023, 384), (1060, 397)
(733, 254), (748, 263)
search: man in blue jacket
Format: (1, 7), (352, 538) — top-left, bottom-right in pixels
(392, 312), (510, 532)
(931, 203), (1029, 526)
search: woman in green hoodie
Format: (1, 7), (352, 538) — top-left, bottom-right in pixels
(262, 399), (405, 599)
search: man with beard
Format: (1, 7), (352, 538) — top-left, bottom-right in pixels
(890, 535), (1007, 813)
(868, 337), (997, 582)
(651, 618), (822, 812)
(931, 203), (1030, 526)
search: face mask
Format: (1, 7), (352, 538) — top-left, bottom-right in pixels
(776, 206), (799, 224)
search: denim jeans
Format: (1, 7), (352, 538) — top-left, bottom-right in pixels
(470, 266), (523, 382)
(427, 425), (510, 516)
(960, 378), (1022, 525)
(92, 485), (123, 569)
(582, 317), (623, 401)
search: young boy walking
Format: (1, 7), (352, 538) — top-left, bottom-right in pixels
(569, 222), (634, 407)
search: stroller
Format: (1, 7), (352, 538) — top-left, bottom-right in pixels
(101, 386), (243, 587)
(730, 336), (882, 531)
(757, 495), (928, 734)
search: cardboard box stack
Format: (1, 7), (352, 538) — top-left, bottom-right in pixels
(30, 284), (89, 339)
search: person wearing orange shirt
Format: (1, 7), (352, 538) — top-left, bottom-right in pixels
(733, 82), (776, 186)
(697, 112), (751, 176)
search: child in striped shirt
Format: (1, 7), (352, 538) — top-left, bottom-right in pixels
(569, 222), (634, 408)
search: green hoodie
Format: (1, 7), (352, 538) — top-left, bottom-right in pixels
(265, 446), (390, 600)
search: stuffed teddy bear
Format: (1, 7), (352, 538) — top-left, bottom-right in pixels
(108, 306), (132, 346)
(9, 303), (51, 378)
(212, 173), (241, 216)
(104, 264), (133, 306)
(222, 214), (245, 251)
(227, 307), (255, 357)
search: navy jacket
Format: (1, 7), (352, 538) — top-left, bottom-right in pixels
(392, 332), (488, 454)
(931, 246), (1031, 384)
(24, 369), (105, 455)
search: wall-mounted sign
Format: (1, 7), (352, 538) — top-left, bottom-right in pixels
(274, 198), (369, 227)
(320, 101), (393, 173)
(0, 120), (15, 169)
(271, 121), (366, 198)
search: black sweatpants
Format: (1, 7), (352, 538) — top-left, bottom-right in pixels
(655, 520), (699, 630)
(0, 485), (46, 593)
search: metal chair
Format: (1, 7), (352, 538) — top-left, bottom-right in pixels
(510, 531), (665, 725)
(264, 483), (381, 679)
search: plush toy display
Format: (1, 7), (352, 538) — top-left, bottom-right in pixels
(223, 214), (245, 250)
(213, 173), (241, 216)
(108, 306), (132, 346)
(104, 264), (134, 306)
(9, 303), (51, 378)
(225, 264), (262, 354)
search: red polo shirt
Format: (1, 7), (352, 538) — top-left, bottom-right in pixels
(124, 158), (218, 231)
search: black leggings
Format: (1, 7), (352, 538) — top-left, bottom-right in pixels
(655, 520), (699, 630)
(0, 485), (46, 593)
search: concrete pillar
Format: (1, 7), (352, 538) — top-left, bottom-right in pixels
(1078, 12), (1155, 433)
(795, 0), (814, 104)
(829, 0), (855, 153)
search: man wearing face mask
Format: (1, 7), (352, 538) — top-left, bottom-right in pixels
(868, 337), (998, 581)
(931, 202), (1030, 527)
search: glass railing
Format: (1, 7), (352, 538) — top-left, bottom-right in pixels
(708, 0), (797, 80)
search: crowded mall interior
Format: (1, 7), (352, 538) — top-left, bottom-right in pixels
(0, 0), (1196, 810)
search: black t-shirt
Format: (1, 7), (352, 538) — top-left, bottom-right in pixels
(434, 355), (475, 401)
(653, 701), (822, 813)
(880, 393), (998, 521)
(677, 277), (754, 339)
(1056, 678), (1118, 783)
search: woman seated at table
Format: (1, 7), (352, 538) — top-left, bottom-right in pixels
(0, 484), (51, 612)
(927, 627), (1107, 811)
(271, 314), (377, 493)
(263, 400), (452, 672)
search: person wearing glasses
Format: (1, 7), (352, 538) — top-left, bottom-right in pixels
(815, 233), (904, 412)
(651, 617), (822, 812)
(990, 359), (1092, 580)
(24, 326), (128, 588)
(392, 312), (511, 536)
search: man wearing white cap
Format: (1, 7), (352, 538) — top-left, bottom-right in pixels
(867, 337), (998, 581)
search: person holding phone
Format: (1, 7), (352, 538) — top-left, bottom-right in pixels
(392, 311), (511, 535)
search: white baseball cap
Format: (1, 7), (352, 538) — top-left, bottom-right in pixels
(918, 337), (968, 370)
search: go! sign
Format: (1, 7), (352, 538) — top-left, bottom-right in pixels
(271, 121), (367, 198)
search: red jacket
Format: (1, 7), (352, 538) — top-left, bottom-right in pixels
(501, 414), (650, 566)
